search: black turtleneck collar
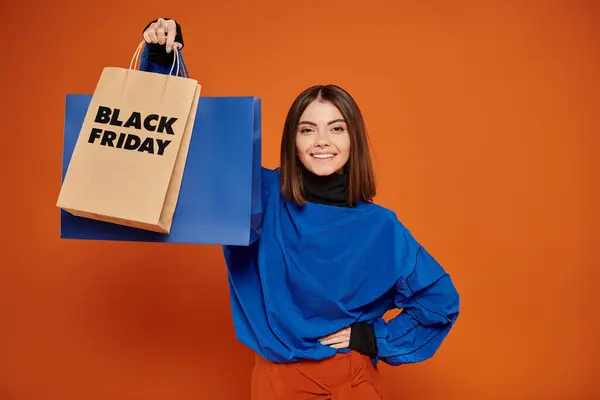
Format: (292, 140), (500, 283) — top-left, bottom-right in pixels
(302, 166), (352, 208)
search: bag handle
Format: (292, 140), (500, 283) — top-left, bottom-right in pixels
(129, 40), (189, 78)
(129, 40), (146, 70)
(168, 46), (181, 76)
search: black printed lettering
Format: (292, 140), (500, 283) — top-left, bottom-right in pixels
(94, 106), (111, 124)
(88, 128), (103, 143)
(124, 134), (141, 150)
(116, 132), (127, 148)
(137, 137), (155, 154)
(123, 112), (141, 130)
(110, 108), (123, 126)
(158, 116), (178, 135)
(156, 139), (171, 155)
(101, 130), (117, 147)
(89, 110), (178, 156)
(144, 114), (159, 132)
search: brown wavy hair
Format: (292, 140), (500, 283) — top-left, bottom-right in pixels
(280, 84), (376, 206)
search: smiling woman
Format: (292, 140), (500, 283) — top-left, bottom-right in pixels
(280, 84), (376, 206)
(140, 17), (461, 400)
(297, 105), (350, 174)
(296, 100), (351, 175)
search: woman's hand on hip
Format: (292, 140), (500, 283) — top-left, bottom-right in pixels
(318, 327), (351, 349)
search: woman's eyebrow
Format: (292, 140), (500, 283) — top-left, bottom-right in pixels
(298, 119), (346, 126)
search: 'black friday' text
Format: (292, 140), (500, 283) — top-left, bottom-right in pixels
(88, 106), (178, 156)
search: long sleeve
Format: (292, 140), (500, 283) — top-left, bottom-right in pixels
(139, 43), (188, 78)
(140, 55), (173, 75)
(373, 240), (460, 366)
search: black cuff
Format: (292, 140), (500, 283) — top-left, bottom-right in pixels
(349, 322), (378, 358)
(142, 18), (184, 66)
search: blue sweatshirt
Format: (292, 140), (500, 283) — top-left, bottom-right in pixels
(144, 56), (460, 366)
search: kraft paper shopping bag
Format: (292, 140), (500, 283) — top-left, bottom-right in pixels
(60, 95), (262, 246)
(57, 42), (201, 233)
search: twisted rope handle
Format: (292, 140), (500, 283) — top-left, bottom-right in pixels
(168, 46), (181, 76)
(129, 40), (146, 70)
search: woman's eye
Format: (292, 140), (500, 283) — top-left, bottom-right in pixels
(332, 126), (346, 132)
(300, 127), (313, 134)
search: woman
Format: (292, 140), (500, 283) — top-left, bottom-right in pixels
(142, 18), (460, 399)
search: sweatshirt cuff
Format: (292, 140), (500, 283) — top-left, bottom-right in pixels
(349, 322), (378, 359)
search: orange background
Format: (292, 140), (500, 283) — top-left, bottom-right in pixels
(2, 1), (598, 399)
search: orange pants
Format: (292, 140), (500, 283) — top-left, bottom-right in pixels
(251, 351), (391, 399)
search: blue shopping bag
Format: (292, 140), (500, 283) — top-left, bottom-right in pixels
(60, 94), (262, 246)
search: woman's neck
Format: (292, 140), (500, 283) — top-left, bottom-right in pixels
(302, 167), (351, 207)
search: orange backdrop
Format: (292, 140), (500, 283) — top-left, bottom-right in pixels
(2, 0), (598, 399)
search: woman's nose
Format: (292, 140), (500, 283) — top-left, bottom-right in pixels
(313, 131), (331, 147)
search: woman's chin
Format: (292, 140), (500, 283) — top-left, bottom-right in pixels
(304, 163), (344, 176)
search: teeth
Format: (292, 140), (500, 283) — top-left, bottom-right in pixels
(312, 153), (335, 159)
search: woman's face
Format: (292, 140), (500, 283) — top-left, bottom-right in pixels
(295, 100), (351, 176)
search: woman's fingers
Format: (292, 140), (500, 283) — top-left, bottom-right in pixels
(320, 333), (350, 345)
(165, 19), (178, 52)
(156, 18), (167, 45)
(318, 327), (351, 346)
(143, 19), (179, 53)
(320, 333), (350, 348)
(145, 22), (159, 43)
(329, 342), (350, 349)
